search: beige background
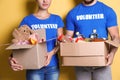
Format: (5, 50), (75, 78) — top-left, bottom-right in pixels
(0, 0), (120, 80)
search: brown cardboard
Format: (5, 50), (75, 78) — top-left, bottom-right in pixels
(6, 29), (47, 69)
(105, 40), (120, 47)
(60, 40), (119, 66)
(34, 29), (46, 41)
(11, 43), (46, 69)
(62, 56), (106, 66)
(6, 44), (34, 50)
(60, 42), (108, 56)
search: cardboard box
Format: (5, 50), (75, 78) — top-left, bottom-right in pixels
(62, 56), (107, 66)
(60, 40), (119, 66)
(6, 29), (47, 69)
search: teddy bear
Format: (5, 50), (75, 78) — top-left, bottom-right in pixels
(12, 25), (38, 45)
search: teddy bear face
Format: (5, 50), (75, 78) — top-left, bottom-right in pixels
(18, 25), (34, 36)
(12, 25), (35, 44)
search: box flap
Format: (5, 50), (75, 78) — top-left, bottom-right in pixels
(35, 29), (57, 42)
(105, 40), (120, 47)
(35, 29), (46, 41)
(6, 44), (34, 50)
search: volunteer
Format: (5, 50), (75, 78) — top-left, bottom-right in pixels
(9, 0), (64, 80)
(65, 0), (119, 80)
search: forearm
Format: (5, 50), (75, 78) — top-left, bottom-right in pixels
(66, 30), (74, 37)
(108, 26), (120, 55)
(49, 42), (60, 56)
(106, 27), (120, 65)
(109, 39), (119, 58)
(49, 27), (63, 55)
(109, 46), (118, 56)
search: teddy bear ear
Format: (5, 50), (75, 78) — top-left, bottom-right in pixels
(18, 26), (23, 31)
(20, 24), (29, 27)
(12, 29), (19, 37)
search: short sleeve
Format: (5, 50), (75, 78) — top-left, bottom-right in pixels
(106, 8), (118, 28)
(19, 17), (28, 28)
(66, 12), (75, 31)
(57, 16), (64, 28)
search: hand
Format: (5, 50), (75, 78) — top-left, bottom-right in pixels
(106, 53), (115, 66)
(62, 36), (72, 43)
(44, 52), (53, 66)
(58, 34), (72, 43)
(9, 57), (23, 71)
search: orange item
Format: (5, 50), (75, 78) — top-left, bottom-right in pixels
(29, 38), (37, 45)
(58, 34), (64, 41)
(75, 37), (84, 43)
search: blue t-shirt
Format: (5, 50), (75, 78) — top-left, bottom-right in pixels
(19, 14), (64, 66)
(66, 1), (117, 38)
